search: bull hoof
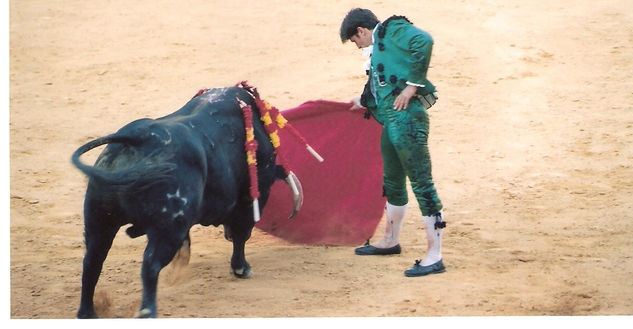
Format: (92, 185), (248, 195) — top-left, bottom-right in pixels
(231, 266), (252, 279)
(76, 309), (98, 319)
(134, 308), (153, 318)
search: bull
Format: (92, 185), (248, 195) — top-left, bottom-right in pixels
(71, 85), (303, 318)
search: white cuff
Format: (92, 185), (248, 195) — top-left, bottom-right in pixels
(406, 81), (425, 88)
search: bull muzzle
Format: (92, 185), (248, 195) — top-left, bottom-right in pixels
(285, 171), (303, 219)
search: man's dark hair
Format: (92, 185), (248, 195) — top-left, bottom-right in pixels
(339, 8), (380, 43)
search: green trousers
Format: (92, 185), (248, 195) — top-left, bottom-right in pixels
(379, 97), (442, 215)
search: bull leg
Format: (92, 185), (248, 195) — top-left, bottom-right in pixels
(223, 224), (232, 242)
(229, 220), (253, 278)
(136, 229), (185, 318)
(77, 218), (119, 319)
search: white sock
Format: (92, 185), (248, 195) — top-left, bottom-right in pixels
(420, 211), (444, 266)
(372, 202), (407, 248)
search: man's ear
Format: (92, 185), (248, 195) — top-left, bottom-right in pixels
(357, 26), (365, 36)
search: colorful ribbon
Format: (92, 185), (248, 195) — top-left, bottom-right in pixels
(236, 81), (323, 222)
(238, 99), (261, 222)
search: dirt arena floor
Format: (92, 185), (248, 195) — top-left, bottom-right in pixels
(8, 0), (633, 319)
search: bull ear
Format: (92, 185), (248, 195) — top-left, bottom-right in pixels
(285, 171), (303, 219)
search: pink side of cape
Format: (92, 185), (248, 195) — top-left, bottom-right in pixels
(256, 100), (385, 245)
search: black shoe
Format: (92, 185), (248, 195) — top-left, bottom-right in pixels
(354, 243), (401, 255)
(404, 259), (445, 277)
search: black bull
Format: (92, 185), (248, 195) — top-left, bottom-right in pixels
(71, 86), (303, 318)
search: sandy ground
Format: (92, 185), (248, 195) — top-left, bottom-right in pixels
(8, 0), (633, 319)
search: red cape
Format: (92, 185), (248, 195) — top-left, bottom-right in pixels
(256, 100), (385, 245)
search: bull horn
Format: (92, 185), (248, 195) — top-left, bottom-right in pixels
(285, 171), (303, 219)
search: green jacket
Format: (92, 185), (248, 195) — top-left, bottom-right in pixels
(360, 16), (436, 123)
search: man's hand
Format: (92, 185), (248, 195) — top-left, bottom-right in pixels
(349, 96), (365, 111)
(393, 85), (418, 111)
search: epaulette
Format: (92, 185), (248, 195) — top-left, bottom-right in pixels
(377, 15), (413, 39)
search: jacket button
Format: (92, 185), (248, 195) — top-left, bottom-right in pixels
(378, 43), (385, 51)
(379, 74), (386, 83)
(389, 75), (398, 84)
(377, 63), (384, 72)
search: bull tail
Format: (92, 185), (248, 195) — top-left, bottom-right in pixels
(71, 134), (134, 178)
(71, 133), (176, 192)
